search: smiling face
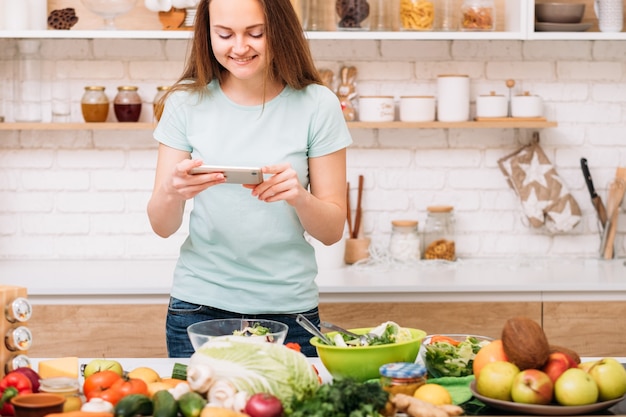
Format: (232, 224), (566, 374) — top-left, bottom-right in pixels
(208, 0), (268, 85)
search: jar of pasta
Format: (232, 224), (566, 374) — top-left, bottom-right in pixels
(399, 0), (435, 31)
(423, 205), (456, 261)
(460, 0), (495, 31)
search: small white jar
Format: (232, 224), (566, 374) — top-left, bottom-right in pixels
(358, 96), (395, 122)
(511, 92), (543, 118)
(399, 96), (436, 122)
(476, 91), (508, 118)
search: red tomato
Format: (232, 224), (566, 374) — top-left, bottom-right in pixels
(110, 377), (149, 398)
(83, 370), (123, 405)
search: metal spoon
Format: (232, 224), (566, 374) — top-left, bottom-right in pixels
(296, 314), (331, 345)
(320, 321), (372, 346)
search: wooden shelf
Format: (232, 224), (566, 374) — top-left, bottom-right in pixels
(0, 120), (558, 131)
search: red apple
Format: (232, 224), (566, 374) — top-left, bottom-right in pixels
(511, 369), (554, 405)
(542, 352), (578, 384)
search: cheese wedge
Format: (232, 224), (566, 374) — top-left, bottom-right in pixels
(38, 357), (79, 379)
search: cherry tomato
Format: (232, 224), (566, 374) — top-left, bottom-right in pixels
(83, 370), (123, 405)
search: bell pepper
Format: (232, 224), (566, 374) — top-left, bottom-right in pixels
(0, 371), (33, 416)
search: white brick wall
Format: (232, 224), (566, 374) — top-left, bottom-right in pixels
(0, 38), (625, 261)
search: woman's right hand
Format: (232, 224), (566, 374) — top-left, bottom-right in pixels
(167, 159), (227, 200)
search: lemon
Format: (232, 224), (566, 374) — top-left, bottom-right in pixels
(413, 383), (453, 405)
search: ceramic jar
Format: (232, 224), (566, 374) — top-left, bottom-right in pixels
(511, 92), (543, 118)
(437, 74), (470, 122)
(476, 91), (508, 118)
(359, 96), (395, 122)
(399, 96), (436, 122)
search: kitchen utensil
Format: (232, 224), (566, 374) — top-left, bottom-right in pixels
(320, 321), (375, 345)
(295, 314), (331, 345)
(351, 175), (364, 239)
(601, 178), (626, 259)
(580, 158), (608, 229)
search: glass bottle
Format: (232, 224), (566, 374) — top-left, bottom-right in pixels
(423, 205), (456, 261)
(460, 0), (495, 31)
(114, 86), (142, 122)
(14, 39), (42, 122)
(438, 0), (457, 30)
(336, 0), (371, 30)
(389, 220), (421, 261)
(399, 0), (435, 31)
(81, 86), (110, 123)
(372, 0), (393, 31)
(153, 86), (170, 121)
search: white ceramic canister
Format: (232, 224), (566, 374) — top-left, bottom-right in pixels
(594, 0), (623, 33)
(399, 96), (436, 122)
(511, 92), (543, 118)
(358, 96), (395, 122)
(437, 74), (470, 122)
(476, 91), (508, 118)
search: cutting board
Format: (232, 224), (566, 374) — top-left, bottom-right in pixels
(474, 117), (547, 122)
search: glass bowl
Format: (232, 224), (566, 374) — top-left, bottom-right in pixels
(418, 333), (494, 378)
(187, 318), (288, 351)
(81, 0), (137, 30)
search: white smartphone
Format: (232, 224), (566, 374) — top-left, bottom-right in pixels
(189, 165), (264, 184)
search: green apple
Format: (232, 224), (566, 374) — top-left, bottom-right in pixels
(82, 359), (124, 378)
(586, 357), (626, 401)
(476, 360), (520, 401)
(554, 368), (598, 406)
(511, 369), (554, 405)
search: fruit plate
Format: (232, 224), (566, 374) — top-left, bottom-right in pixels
(469, 381), (625, 416)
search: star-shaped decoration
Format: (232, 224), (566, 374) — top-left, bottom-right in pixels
(521, 187), (551, 224)
(519, 151), (553, 188)
(546, 200), (581, 232)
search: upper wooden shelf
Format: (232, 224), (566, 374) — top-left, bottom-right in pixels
(0, 120), (558, 131)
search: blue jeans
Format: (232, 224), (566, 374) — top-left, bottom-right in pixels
(166, 297), (321, 358)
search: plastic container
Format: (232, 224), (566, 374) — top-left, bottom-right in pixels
(379, 362), (427, 396)
(460, 0), (495, 31)
(423, 205), (456, 261)
(81, 86), (110, 123)
(114, 86), (142, 122)
(14, 40), (42, 122)
(399, 0), (435, 31)
(389, 220), (421, 261)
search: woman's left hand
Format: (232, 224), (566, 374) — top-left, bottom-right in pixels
(249, 163), (305, 205)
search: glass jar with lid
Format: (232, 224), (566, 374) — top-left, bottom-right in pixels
(389, 220), (421, 261)
(380, 362), (427, 396)
(114, 86), (142, 122)
(336, 0), (371, 30)
(423, 205), (456, 261)
(153, 86), (170, 121)
(460, 0), (495, 31)
(398, 0), (435, 31)
(81, 86), (109, 123)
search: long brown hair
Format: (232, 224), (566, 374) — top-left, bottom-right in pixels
(155, 0), (321, 120)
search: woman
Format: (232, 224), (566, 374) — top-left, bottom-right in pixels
(147, 0), (352, 357)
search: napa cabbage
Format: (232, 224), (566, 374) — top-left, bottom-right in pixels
(188, 339), (320, 408)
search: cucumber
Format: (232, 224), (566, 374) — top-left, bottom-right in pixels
(114, 394), (154, 417)
(171, 362), (188, 380)
(152, 389), (179, 417)
(178, 391), (207, 417)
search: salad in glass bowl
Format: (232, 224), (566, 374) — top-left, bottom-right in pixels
(419, 334), (493, 378)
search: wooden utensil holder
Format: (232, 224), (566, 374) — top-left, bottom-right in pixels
(0, 285), (31, 377)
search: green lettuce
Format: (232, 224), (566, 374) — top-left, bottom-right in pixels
(189, 339), (320, 408)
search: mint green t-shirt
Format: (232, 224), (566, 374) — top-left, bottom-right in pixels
(153, 80), (352, 314)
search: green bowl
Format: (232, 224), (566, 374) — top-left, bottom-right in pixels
(311, 327), (427, 382)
